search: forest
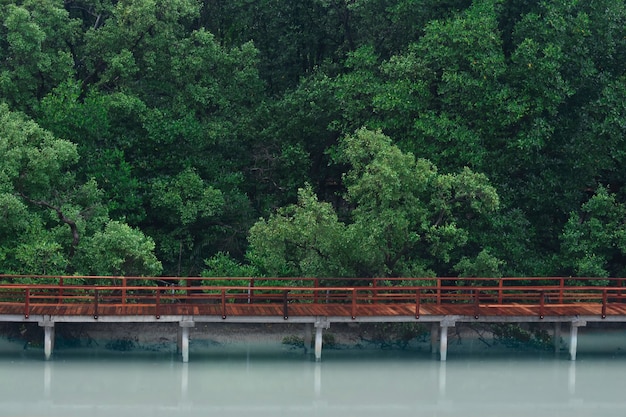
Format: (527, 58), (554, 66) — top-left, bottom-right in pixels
(1, 0), (626, 281)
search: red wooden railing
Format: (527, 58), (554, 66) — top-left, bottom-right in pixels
(0, 276), (624, 319)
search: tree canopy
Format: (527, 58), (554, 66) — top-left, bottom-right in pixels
(2, 0), (626, 279)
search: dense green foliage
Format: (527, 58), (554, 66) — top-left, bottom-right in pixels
(2, 0), (626, 279)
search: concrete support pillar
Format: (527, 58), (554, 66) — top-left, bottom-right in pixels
(569, 321), (586, 361)
(304, 323), (313, 354)
(179, 320), (195, 363)
(39, 321), (55, 361)
(314, 320), (329, 362)
(440, 325), (449, 361)
(439, 320), (455, 362)
(314, 326), (323, 362)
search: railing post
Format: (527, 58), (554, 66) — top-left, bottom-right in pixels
(437, 279), (441, 305)
(314, 278), (319, 304)
(94, 289), (99, 319)
(373, 279), (378, 305)
(155, 288), (161, 319)
(248, 278), (255, 304)
(539, 290), (545, 319)
(415, 289), (421, 319)
(602, 289), (607, 319)
(24, 288), (30, 319)
(351, 288), (356, 320)
(473, 289), (480, 319)
(122, 277), (127, 305)
(221, 289), (227, 319)
(498, 279), (503, 304)
(283, 290), (289, 320)
(559, 278), (564, 303)
(58, 277), (64, 304)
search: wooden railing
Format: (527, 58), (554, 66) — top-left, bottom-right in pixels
(0, 276), (624, 319)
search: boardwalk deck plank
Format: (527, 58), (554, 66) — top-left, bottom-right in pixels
(2, 294), (626, 319)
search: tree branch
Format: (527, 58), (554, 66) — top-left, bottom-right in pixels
(18, 193), (80, 257)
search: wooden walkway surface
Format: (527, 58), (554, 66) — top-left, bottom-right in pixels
(0, 301), (624, 319)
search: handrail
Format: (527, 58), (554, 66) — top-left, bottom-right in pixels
(0, 276), (625, 320)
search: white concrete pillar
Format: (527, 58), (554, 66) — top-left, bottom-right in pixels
(569, 325), (578, 361)
(314, 320), (329, 362)
(439, 320), (456, 361)
(39, 321), (55, 361)
(179, 320), (195, 363)
(569, 321), (586, 361)
(181, 326), (190, 363)
(314, 326), (323, 362)
(440, 325), (449, 361)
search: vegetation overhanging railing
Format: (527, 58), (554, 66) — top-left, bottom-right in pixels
(0, 276), (624, 320)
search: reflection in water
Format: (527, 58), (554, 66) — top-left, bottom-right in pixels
(569, 360), (576, 395)
(2, 337), (626, 417)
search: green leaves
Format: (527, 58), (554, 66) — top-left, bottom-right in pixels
(150, 168), (224, 226)
(74, 220), (162, 276)
(0, 105), (160, 276)
(248, 129), (500, 278)
(248, 185), (351, 278)
(561, 187), (626, 278)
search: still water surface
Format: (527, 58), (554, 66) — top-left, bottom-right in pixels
(1, 331), (626, 417)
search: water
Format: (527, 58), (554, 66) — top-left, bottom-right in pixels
(1, 331), (626, 417)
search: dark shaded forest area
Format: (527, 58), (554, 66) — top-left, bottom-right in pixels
(2, 0), (626, 280)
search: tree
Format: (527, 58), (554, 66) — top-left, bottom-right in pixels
(561, 187), (626, 278)
(0, 0), (77, 113)
(247, 129), (500, 278)
(0, 104), (161, 276)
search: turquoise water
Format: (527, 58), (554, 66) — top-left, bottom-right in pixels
(1, 330), (626, 417)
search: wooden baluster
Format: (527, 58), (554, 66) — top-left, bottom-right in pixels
(373, 279), (378, 305)
(351, 288), (356, 320)
(221, 289), (227, 319)
(283, 290), (289, 320)
(437, 279), (441, 305)
(155, 288), (160, 319)
(602, 289), (607, 319)
(94, 289), (99, 319)
(473, 289), (480, 319)
(58, 277), (64, 304)
(248, 278), (255, 304)
(122, 277), (127, 305)
(415, 289), (421, 319)
(539, 290), (544, 319)
(24, 288), (30, 319)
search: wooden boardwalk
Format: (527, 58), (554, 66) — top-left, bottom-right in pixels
(0, 302), (625, 319)
(1, 275), (626, 361)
